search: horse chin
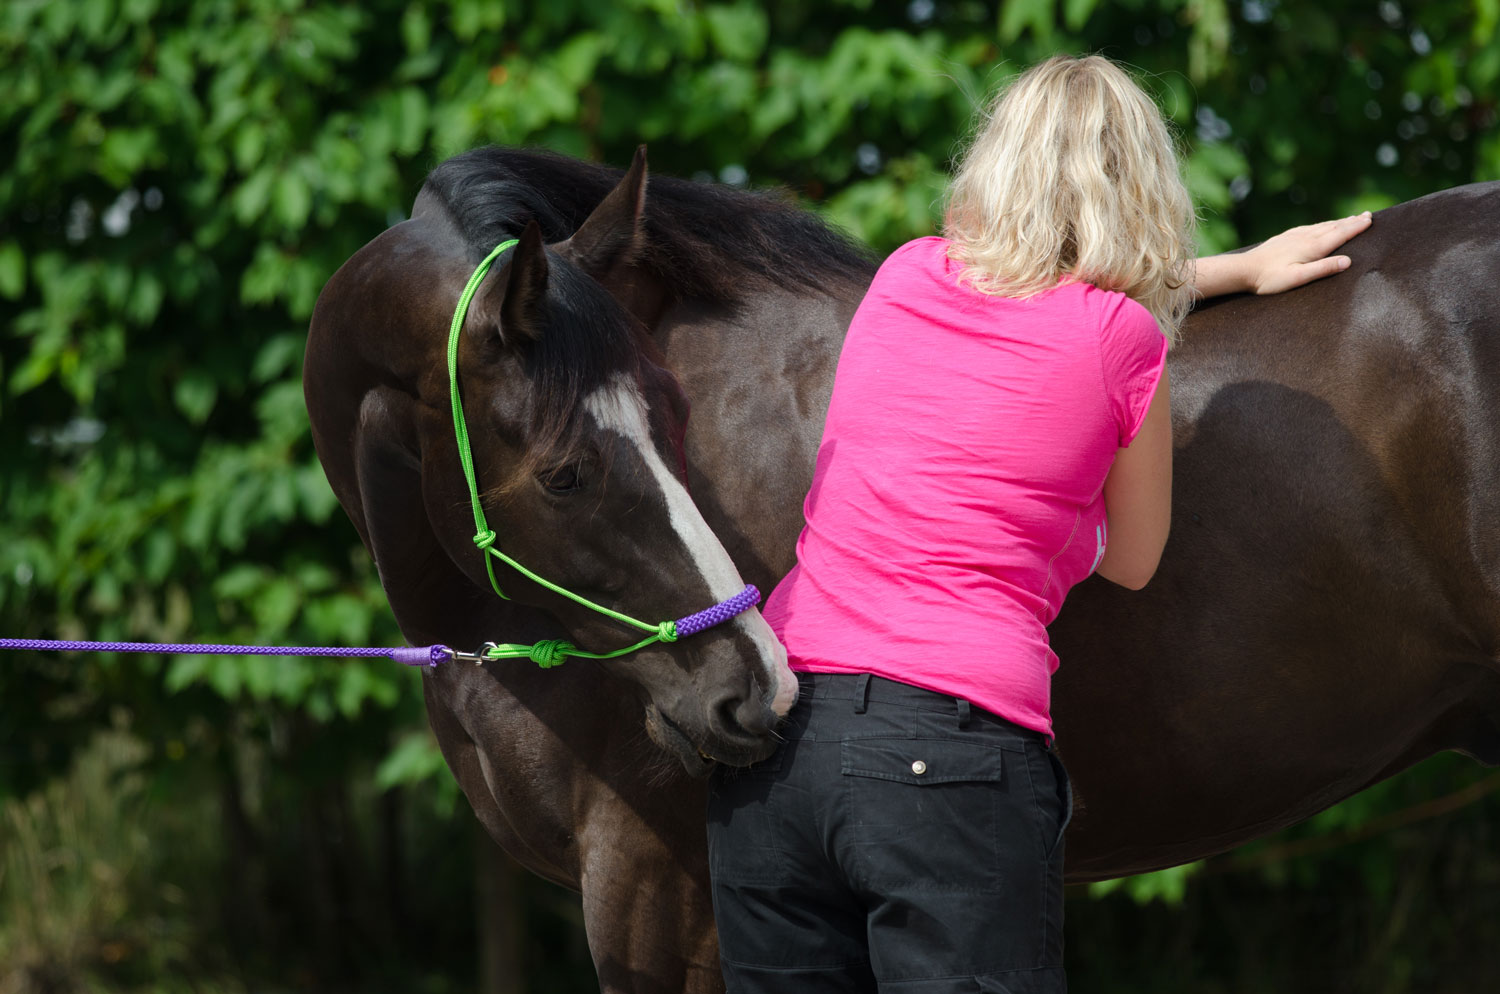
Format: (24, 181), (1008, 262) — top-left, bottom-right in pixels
(642, 698), (774, 779)
(644, 702), (719, 777)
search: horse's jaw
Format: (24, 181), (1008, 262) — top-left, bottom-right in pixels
(643, 701), (722, 777)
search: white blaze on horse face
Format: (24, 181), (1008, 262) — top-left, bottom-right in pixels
(584, 379), (799, 716)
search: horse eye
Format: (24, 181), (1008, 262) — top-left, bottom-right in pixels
(538, 464), (584, 495)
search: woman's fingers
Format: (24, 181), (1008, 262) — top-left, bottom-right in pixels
(1252, 212), (1371, 294)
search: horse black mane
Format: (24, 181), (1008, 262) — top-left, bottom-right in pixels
(421, 147), (877, 481)
(420, 146), (877, 303)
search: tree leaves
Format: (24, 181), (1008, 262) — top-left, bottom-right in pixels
(0, 243), (24, 300)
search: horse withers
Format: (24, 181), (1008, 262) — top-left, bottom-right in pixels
(307, 146), (1500, 991)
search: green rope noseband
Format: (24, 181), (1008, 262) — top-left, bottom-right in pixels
(445, 238), (760, 668)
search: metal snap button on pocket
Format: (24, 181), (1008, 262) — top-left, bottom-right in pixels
(911, 760), (927, 775)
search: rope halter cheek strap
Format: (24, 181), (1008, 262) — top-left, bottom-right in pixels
(446, 238), (760, 668)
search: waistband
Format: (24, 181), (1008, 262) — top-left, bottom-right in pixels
(794, 672), (1049, 744)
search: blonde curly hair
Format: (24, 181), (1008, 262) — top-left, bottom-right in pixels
(944, 55), (1196, 343)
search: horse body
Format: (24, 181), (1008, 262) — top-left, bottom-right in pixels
(307, 148), (1500, 990)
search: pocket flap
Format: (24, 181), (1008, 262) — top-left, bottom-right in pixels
(840, 738), (1004, 786)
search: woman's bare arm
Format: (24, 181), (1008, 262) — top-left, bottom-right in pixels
(1097, 370), (1173, 590)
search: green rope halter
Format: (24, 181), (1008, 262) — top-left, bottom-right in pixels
(445, 238), (758, 668)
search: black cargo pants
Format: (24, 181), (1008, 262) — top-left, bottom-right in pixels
(706, 673), (1072, 993)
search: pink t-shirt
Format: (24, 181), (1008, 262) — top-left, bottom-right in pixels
(762, 237), (1168, 738)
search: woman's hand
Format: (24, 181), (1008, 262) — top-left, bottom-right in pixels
(1195, 212), (1373, 299)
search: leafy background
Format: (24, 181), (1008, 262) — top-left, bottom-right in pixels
(2, 0), (1498, 991)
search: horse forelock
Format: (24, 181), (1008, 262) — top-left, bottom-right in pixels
(478, 263), (661, 496)
(420, 146), (878, 304)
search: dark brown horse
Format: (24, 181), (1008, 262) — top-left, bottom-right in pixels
(305, 147), (1500, 991)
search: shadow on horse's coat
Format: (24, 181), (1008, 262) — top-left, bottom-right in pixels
(306, 148), (1500, 991)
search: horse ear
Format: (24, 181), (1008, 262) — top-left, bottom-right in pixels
(468, 220), (548, 345)
(560, 145), (648, 281)
(501, 222), (549, 342)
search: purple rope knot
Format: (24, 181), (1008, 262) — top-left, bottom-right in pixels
(673, 584), (760, 639)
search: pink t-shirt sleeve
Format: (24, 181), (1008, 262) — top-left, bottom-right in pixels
(1098, 293), (1169, 447)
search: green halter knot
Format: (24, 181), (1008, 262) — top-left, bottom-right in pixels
(447, 236), (713, 669)
(528, 640), (574, 669)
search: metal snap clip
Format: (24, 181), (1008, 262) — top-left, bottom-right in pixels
(911, 760), (927, 775)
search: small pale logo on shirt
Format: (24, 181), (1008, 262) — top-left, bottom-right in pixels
(1089, 521), (1108, 574)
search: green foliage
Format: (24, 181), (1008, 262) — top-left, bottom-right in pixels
(2, 0), (1498, 989)
(1088, 860), (1203, 905)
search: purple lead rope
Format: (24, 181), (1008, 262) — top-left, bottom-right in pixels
(0, 584), (762, 670)
(0, 638), (450, 668)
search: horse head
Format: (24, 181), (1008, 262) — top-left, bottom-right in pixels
(308, 149), (797, 775)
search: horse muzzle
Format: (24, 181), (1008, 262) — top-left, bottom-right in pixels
(645, 696), (781, 775)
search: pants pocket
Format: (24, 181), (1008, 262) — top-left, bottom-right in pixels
(837, 736), (1055, 977)
(839, 736), (1005, 785)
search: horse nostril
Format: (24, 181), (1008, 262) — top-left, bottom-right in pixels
(714, 697), (736, 732)
(712, 691), (772, 741)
